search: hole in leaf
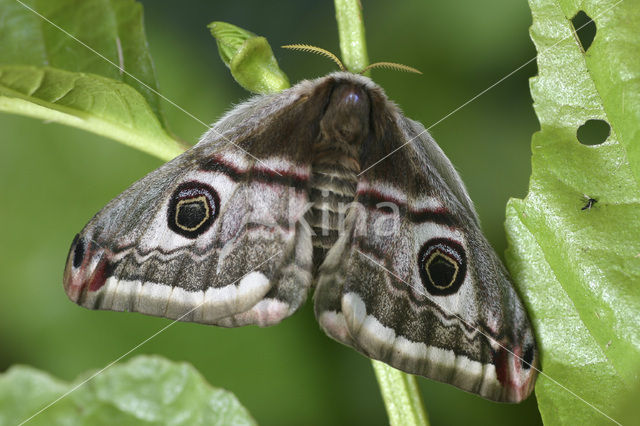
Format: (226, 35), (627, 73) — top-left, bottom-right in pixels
(571, 11), (597, 52)
(577, 119), (610, 145)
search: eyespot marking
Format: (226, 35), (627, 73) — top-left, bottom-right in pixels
(522, 345), (535, 369)
(168, 181), (220, 238)
(418, 238), (466, 296)
(72, 235), (85, 268)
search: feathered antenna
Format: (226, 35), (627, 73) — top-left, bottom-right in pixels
(282, 44), (422, 75)
(282, 44), (345, 71)
(360, 62), (422, 75)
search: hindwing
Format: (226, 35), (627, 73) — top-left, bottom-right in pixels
(313, 83), (538, 402)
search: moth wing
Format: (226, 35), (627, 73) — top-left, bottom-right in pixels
(315, 114), (538, 402)
(64, 79), (332, 327)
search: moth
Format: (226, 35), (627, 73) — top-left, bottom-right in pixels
(63, 71), (538, 402)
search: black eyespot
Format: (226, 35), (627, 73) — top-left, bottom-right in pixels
(418, 238), (466, 296)
(167, 181), (219, 239)
(72, 235), (85, 268)
(522, 345), (535, 369)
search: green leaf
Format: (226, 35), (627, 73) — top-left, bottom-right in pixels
(1, 0), (165, 124)
(0, 65), (183, 160)
(209, 21), (290, 94)
(0, 355), (257, 426)
(505, 0), (640, 424)
(209, 21), (258, 66)
(612, 374), (640, 425)
(0, 0), (184, 160)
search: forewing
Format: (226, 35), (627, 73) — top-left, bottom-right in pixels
(64, 79), (332, 327)
(315, 113), (538, 402)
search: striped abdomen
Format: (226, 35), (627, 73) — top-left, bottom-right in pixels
(306, 80), (370, 270)
(307, 139), (360, 270)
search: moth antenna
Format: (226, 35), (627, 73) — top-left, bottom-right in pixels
(360, 62), (422, 75)
(282, 44), (345, 71)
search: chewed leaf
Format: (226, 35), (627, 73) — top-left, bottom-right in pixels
(0, 65), (183, 161)
(0, 365), (74, 426)
(0, 355), (256, 425)
(209, 21), (290, 94)
(506, 0), (640, 424)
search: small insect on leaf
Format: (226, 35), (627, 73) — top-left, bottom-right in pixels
(581, 196), (597, 211)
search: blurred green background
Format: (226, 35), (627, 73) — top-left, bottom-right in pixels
(0, 1), (542, 424)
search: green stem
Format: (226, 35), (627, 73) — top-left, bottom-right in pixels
(372, 361), (430, 426)
(334, 0), (369, 73)
(333, 1), (428, 424)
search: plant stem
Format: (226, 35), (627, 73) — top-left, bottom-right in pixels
(334, 0), (369, 73)
(333, 1), (429, 424)
(372, 361), (430, 426)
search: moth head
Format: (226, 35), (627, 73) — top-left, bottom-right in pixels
(321, 82), (371, 144)
(281, 44), (421, 146)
